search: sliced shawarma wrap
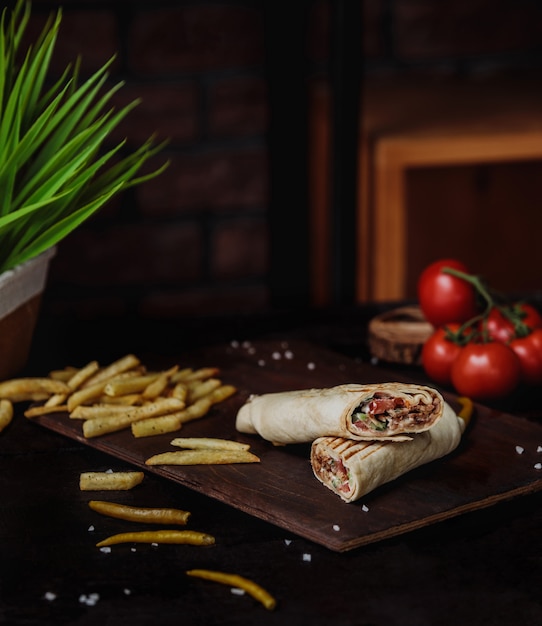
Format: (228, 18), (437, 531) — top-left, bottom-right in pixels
(235, 382), (444, 445)
(310, 402), (466, 503)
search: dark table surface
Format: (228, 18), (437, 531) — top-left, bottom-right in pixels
(2, 304), (541, 626)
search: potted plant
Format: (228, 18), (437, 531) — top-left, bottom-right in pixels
(0, 0), (168, 378)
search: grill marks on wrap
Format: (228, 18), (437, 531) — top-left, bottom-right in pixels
(311, 437), (386, 494)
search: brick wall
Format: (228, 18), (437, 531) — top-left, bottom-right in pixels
(21, 0), (542, 321)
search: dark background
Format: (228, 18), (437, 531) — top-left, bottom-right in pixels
(19, 0), (542, 322)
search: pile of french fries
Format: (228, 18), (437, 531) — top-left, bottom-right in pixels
(0, 353), (237, 439)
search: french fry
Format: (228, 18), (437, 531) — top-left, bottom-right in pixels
(25, 404), (69, 418)
(0, 399), (13, 433)
(0, 378), (70, 402)
(82, 354), (141, 388)
(88, 500), (191, 525)
(96, 529), (215, 547)
(103, 373), (160, 397)
(142, 365), (178, 400)
(208, 384), (237, 405)
(187, 378), (222, 403)
(67, 381), (108, 412)
(48, 366), (78, 381)
(171, 382), (188, 402)
(176, 396), (213, 424)
(170, 437), (250, 451)
(186, 569), (276, 610)
(70, 404), (139, 419)
(79, 471), (144, 491)
(94, 393), (142, 406)
(45, 360), (100, 407)
(172, 367), (220, 383)
(82, 397), (185, 438)
(131, 414), (182, 438)
(145, 448), (260, 466)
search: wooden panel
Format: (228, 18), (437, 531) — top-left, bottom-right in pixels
(33, 339), (542, 552)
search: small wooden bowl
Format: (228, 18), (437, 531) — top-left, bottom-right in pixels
(368, 305), (433, 365)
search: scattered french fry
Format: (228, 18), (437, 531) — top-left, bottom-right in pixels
(82, 397), (185, 438)
(48, 366), (78, 381)
(24, 404), (69, 418)
(208, 384), (237, 405)
(172, 367), (220, 383)
(70, 404), (139, 419)
(170, 437), (250, 451)
(0, 399), (14, 433)
(131, 414), (182, 438)
(79, 471), (144, 491)
(67, 381), (109, 412)
(0, 378), (70, 402)
(187, 378), (222, 403)
(0, 352), (236, 442)
(145, 448), (260, 466)
(45, 360), (100, 408)
(142, 365), (178, 400)
(171, 382), (188, 402)
(103, 373), (160, 397)
(82, 354), (141, 388)
(88, 500), (191, 525)
(175, 397), (213, 424)
(186, 569), (276, 610)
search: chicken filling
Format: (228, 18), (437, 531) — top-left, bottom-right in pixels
(350, 392), (437, 433)
(316, 454), (352, 495)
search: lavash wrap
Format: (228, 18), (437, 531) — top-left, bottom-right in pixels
(235, 382), (444, 445)
(311, 401), (465, 503)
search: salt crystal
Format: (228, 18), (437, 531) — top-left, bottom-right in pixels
(105, 469), (113, 474)
(99, 546), (111, 554)
(258, 359), (266, 367)
(230, 340), (240, 348)
(43, 591), (56, 601)
(272, 351), (281, 360)
(248, 346), (256, 355)
(79, 592), (100, 606)
(332, 524), (340, 532)
(284, 539), (292, 546)
(123, 588), (131, 596)
(370, 356), (379, 366)
(284, 350), (294, 360)
(87, 525), (95, 532)
(302, 553), (312, 562)
(307, 362), (316, 370)
(151, 542), (158, 547)
(516, 446), (525, 455)
(361, 504), (369, 512)
(537, 446), (542, 453)
(231, 587), (245, 596)
(535, 463), (542, 470)
(131, 547), (137, 552)
(242, 341), (252, 349)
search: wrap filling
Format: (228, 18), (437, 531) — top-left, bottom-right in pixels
(350, 392), (440, 435)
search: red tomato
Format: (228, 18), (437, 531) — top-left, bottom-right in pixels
(509, 328), (542, 386)
(417, 259), (478, 328)
(485, 307), (516, 343)
(517, 303), (542, 330)
(450, 341), (521, 401)
(421, 324), (463, 387)
(484, 303), (542, 343)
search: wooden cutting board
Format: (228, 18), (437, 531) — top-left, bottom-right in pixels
(33, 338), (542, 552)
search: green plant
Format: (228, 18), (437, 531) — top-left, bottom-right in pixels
(0, 0), (168, 273)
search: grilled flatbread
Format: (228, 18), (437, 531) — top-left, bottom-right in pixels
(310, 402), (465, 502)
(235, 382), (444, 445)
